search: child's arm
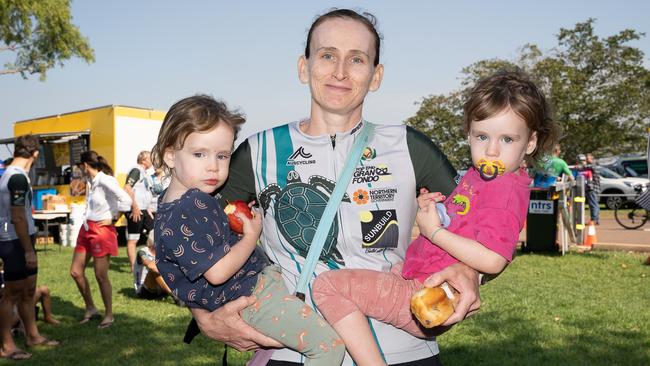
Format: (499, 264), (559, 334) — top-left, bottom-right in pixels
(203, 207), (262, 285)
(417, 201), (507, 274)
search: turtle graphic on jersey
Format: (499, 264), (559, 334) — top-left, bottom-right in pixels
(259, 171), (349, 266)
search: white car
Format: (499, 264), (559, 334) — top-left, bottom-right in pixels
(596, 166), (649, 209)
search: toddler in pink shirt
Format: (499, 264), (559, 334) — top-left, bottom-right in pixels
(313, 70), (560, 366)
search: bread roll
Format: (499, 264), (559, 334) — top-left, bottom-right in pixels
(410, 283), (458, 328)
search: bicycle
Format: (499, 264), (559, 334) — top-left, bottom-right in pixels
(614, 185), (650, 229)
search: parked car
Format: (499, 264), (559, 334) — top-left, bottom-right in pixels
(598, 155), (648, 178)
(596, 166), (649, 209)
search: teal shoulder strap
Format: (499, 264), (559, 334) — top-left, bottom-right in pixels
(295, 121), (375, 299)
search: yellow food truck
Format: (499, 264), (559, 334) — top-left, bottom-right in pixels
(1, 105), (165, 244)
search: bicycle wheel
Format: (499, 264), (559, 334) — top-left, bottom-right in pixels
(614, 207), (649, 229)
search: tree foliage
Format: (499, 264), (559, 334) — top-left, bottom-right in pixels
(0, 0), (94, 80)
(407, 19), (650, 168)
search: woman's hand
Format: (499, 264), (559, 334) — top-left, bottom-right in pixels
(423, 262), (481, 326)
(190, 296), (283, 351)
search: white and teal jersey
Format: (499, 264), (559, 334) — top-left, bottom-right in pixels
(0, 166), (36, 241)
(218, 120), (456, 365)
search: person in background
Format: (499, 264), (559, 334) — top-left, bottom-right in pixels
(124, 151), (154, 272)
(70, 151), (132, 329)
(8, 284), (60, 336)
(533, 143), (573, 188)
(0, 135), (59, 361)
(146, 167), (169, 222)
(585, 153), (601, 224)
(133, 231), (172, 300)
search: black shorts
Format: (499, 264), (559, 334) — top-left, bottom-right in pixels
(0, 235), (38, 281)
(126, 210), (154, 243)
(266, 354), (442, 366)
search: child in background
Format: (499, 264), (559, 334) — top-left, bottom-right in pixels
(133, 231), (172, 299)
(152, 95), (344, 365)
(3, 284), (59, 337)
(32, 285), (59, 325)
(313, 70), (559, 366)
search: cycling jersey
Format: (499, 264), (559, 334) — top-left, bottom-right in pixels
(218, 120), (457, 365)
(0, 166), (36, 241)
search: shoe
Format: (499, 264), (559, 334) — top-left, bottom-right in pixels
(1, 349), (32, 361)
(79, 311), (101, 324)
(26, 338), (60, 348)
(97, 319), (114, 329)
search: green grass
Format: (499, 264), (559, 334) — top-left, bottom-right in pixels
(4, 245), (649, 365)
(439, 250), (650, 366)
(3, 245), (252, 365)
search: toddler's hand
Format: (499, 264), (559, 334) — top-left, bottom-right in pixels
(417, 188), (445, 210)
(239, 207), (262, 239)
(417, 201), (442, 237)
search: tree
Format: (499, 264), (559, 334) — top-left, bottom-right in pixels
(0, 0), (94, 80)
(407, 19), (650, 168)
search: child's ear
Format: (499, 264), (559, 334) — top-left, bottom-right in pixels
(526, 131), (538, 155)
(163, 148), (175, 170)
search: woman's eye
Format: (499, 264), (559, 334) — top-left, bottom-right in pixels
(477, 135), (487, 141)
(503, 136), (513, 143)
(193, 152), (205, 158)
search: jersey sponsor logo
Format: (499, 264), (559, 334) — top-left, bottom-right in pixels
(286, 146), (316, 166)
(352, 164), (392, 184)
(11, 191), (26, 206)
(369, 188), (397, 203)
(361, 146), (376, 161)
(352, 189), (369, 205)
(359, 209), (399, 249)
(352, 188), (398, 205)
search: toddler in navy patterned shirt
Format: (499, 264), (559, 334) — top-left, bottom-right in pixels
(151, 95), (344, 365)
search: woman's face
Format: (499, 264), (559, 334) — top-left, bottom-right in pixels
(298, 17), (384, 117)
(79, 163), (88, 176)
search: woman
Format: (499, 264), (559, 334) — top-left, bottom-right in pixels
(69, 151), (131, 329)
(191, 9), (481, 366)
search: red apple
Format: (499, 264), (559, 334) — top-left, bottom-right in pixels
(224, 200), (253, 234)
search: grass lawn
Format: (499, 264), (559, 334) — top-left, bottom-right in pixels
(4, 245), (649, 365)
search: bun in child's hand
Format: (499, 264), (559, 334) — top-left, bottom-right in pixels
(410, 284), (458, 328)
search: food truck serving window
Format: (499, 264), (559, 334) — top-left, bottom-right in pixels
(31, 133), (90, 187)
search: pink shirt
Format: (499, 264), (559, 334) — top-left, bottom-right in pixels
(402, 167), (531, 282)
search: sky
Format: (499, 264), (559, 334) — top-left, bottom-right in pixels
(1, 0), (649, 159)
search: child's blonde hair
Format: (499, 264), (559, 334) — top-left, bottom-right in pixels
(151, 95), (246, 174)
